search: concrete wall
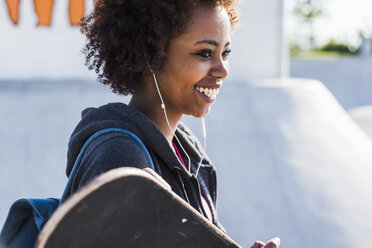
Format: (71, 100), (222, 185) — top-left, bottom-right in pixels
(0, 0), (95, 79)
(290, 57), (372, 109)
(229, 0), (288, 80)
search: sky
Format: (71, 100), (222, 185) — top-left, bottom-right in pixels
(286, 0), (372, 47)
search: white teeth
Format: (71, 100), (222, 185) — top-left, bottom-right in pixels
(196, 86), (220, 99)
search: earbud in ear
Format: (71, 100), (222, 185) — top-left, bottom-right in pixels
(147, 63), (154, 73)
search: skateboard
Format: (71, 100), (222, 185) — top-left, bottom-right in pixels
(35, 167), (241, 248)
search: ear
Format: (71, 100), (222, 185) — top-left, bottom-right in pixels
(147, 63), (154, 73)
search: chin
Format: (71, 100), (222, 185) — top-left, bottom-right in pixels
(191, 107), (211, 118)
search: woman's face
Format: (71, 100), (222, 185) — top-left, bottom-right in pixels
(156, 4), (231, 118)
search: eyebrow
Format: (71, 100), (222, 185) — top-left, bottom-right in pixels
(194, 40), (230, 47)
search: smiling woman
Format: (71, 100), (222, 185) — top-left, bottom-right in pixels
(60, 0), (277, 247)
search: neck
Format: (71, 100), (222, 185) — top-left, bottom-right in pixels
(129, 86), (182, 146)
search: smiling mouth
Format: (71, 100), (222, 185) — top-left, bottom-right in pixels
(195, 86), (220, 100)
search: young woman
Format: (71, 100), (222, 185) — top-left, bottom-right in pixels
(63, 0), (279, 247)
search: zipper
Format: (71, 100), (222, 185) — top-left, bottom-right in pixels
(173, 157), (210, 221)
(175, 169), (191, 204)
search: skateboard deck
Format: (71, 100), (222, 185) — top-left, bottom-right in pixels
(35, 167), (241, 248)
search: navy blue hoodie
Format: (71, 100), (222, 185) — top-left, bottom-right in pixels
(63, 102), (224, 230)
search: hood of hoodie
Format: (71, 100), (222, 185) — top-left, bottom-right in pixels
(66, 102), (210, 178)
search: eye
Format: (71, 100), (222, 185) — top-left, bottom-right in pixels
(222, 49), (232, 57)
(196, 49), (212, 59)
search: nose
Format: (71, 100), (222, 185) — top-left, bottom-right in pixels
(210, 57), (229, 80)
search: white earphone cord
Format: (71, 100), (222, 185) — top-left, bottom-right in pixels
(152, 72), (192, 173)
(195, 117), (206, 177)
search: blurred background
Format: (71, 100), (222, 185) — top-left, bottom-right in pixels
(1, 0), (372, 247)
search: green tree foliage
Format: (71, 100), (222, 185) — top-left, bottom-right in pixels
(290, 42), (301, 57)
(317, 39), (358, 55)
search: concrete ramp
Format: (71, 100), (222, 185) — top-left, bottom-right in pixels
(185, 78), (372, 247)
(349, 105), (372, 139)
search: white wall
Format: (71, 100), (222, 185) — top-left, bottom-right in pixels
(0, 0), (95, 79)
(229, 0), (288, 80)
(0, 0), (287, 80)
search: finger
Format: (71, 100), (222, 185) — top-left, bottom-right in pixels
(263, 237), (280, 248)
(250, 241), (265, 248)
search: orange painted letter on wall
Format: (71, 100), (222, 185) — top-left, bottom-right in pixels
(33, 0), (54, 26)
(6, 0), (20, 25)
(69, 0), (85, 26)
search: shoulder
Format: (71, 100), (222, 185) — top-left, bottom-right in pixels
(83, 130), (152, 170)
(73, 130), (153, 190)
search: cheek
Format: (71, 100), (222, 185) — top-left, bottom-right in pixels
(181, 61), (210, 84)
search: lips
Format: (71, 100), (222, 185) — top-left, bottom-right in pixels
(194, 80), (223, 102)
(195, 86), (219, 99)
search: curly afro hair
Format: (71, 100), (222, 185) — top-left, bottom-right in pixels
(81, 0), (239, 95)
